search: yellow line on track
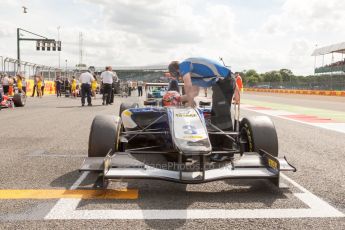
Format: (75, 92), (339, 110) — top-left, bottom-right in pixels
(0, 189), (138, 200)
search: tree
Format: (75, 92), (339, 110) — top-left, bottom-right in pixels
(262, 71), (282, 82)
(279, 69), (293, 82)
(244, 69), (260, 86)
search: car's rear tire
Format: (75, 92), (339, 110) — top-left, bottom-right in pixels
(12, 93), (26, 107)
(240, 116), (278, 157)
(88, 115), (121, 157)
(119, 103), (139, 117)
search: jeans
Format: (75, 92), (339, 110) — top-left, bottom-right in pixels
(138, 86), (143, 96)
(81, 83), (92, 105)
(56, 85), (61, 97)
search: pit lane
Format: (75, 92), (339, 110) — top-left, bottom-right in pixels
(0, 93), (344, 229)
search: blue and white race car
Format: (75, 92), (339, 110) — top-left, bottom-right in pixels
(81, 92), (296, 188)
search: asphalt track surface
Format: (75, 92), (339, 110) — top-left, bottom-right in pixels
(0, 91), (344, 229)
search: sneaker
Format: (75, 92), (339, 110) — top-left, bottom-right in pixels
(88, 104), (92, 106)
(102, 102), (105, 105)
(82, 104), (85, 106)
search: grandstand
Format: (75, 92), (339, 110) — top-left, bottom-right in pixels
(312, 42), (345, 74)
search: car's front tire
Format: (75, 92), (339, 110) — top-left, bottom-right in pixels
(88, 115), (121, 157)
(240, 116), (278, 157)
(12, 93), (26, 107)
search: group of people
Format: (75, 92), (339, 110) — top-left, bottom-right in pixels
(1, 73), (27, 96)
(323, 59), (345, 68)
(55, 75), (98, 99)
(78, 66), (118, 106)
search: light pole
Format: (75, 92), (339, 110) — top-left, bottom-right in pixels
(314, 44), (317, 74)
(57, 26), (61, 69)
(16, 28), (56, 72)
(65, 59), (67, 78)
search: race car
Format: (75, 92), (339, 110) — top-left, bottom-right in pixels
(143, 82), (212, 108)
(80, 98), (296, 188)
(143, 83), (170, 106)
(0, 85), (26, 109)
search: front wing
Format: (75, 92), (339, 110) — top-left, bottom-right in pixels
(80, 150), (296, 187)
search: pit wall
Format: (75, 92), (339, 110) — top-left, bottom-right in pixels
(244, 88), (345, 97)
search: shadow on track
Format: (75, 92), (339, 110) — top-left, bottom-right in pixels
(50, 170), (100, 189)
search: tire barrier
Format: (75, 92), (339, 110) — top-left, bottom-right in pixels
(244, 88), (345, 97)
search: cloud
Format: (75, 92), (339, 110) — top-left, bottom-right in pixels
(1, 0), (343, 75)
(0, 21), (16, 38)
(238, 0), (345, 74)
(263, 0), (345, 35)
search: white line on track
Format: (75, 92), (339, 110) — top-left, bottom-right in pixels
(242, 105), (345, 134)
(70, 171), (90, 190)
(45, 171), (89, 219)
(44, 172), (344, 220)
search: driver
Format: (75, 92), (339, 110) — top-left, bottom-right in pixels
(162, 91), (181, 107)
(168, 57), (240, 161)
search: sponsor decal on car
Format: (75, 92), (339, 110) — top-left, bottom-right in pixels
(173, 109), (207, 141)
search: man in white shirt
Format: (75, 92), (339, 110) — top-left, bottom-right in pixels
(100, 66), (114, 105)
(1, 74), (10, 95)
(79, 70), (94, 106)
(137, 80), (144, 97)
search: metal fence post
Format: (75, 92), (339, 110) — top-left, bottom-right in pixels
(0, 56), (3, 73)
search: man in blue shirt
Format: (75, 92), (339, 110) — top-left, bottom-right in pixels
(168, 58), (239, 105)
(168, 57), (240, 161)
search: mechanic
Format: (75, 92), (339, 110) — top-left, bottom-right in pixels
(137, 80), (144, 97)
(127, 80), (132, 96)
(168, 57), (240, 161)
(110, 71), (119, 103)
(55, 75), (62, 97)
(101, 66), (115, 105)
(79, 70), (94, 106)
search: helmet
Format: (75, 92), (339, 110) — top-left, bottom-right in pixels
(162, 91), (181, 106)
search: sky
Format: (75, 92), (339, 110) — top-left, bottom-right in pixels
(0, 0), (344, 75)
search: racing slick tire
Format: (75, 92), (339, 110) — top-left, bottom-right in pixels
(239, 116), (278, 157)
(12, 93), (26, 107)
(119, 102), (139, 117)
(88, 115), (121, 157)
